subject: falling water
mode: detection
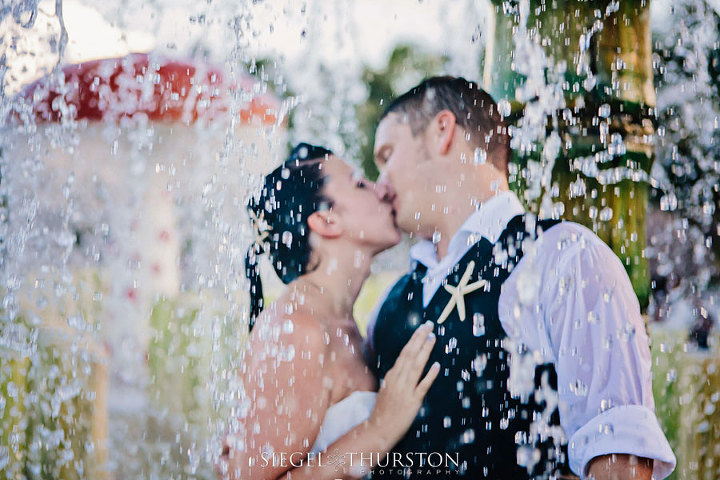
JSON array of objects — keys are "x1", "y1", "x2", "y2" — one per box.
[{"x1": 1, "y1": 0, "x2": 719, "y2": 479}]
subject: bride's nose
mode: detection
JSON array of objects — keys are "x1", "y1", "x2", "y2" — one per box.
[
  {"x1": 373, "y1": 174, "x2": 393, "y2": 202},
  {"x1": 372, "y1": 181, "x2": 385, "y2": 200}
]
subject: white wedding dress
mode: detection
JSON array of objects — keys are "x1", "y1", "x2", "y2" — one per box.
[{"x1": 310, "y1": 390, "x2": 377, "y2": 454}]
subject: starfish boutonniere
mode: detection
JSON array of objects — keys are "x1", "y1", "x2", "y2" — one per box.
[{"x1": 436, "y1": 260, "x2": 488, "y2": 324}]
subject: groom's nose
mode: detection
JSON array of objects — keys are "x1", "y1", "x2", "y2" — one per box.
[{"x1": 373, "y1": 175, "x2": 393, "y2": 202}]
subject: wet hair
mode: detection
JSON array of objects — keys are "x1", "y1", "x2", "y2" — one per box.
[
  {"x1": 379, "y1": 76, "x2": 510, "y2": 176},
  {"x1": 244, "y1": 143, "x2": 334, "y2": 331}
]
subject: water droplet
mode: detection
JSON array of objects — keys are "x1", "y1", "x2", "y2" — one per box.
[
  {"x1": 472, "y1": 354, "x2": 487, "y2": 375},
  {"x1": 570, "y1": 379, "x2": 588, "y2": 396},
  {"x1": 473, "y1": 147, "x2": 487, "y2": 165},
  {"x1": 443, "y1": 416, "x2": 452, "y2": 428},
  {"x1": 599, "y1": 423, "x2": 614, "y2": 435},
  {"x1": 493, "y1": 247, "x2": 509, "y2": 266},
  {"x1": 517, "y1": 445, "x2": 541, "y2": 468},
  {"x1": 407, "y1": 312, "x2": 421, "y2": 327},
  {"x1": 460, "y1": 428, "x2": 475, "y2": 444},
  {"x1": 282, "y1": 319, "x2": 294, "y2": 334},
  {"x1": 432, "y1": 231, "x2": 441, "y2": 244},
  {"x1": 56, "y1": 230, "x2": 76, "y2": 249},
  {"x1": 599, "y1": 207, "x2": 613, "y2": 221},
  {"x1": 472, "y1": 313, "x2": 485, "y2": 336},
  {"x1": 66, "y1": 315, "x2": 86, "y2": 331},
  {"x1": 603, "y1": 288, "x2": 613, "y2": 303},
  {"x1": 497, "y1": 99, "x2": 511, "y2": 117},
  {"x1": 660, "y1": 193, "x2": 678, "y2": 211},
  {"x1": 278, "y1": 345, "x2": 295, "y2": 362}
]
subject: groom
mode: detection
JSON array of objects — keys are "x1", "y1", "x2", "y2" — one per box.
[{"x1": 364, "y1": 77, "x2": 675, "y2": 479}]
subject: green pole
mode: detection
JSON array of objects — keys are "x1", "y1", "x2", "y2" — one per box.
[{"x1": 485, "y1": 0, "x2": 654, "y2": 308}]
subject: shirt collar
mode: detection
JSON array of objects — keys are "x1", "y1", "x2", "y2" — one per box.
[{"x1": 409, "y1": 190, "x2": 525, "y2": 268}]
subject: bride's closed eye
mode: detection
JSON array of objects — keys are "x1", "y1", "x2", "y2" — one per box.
[{"x1": 351, "y1": 171, "x2": 368, "y2": 189}]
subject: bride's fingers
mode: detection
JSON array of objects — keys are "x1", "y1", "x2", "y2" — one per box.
[
  {"x1": 394, "y1": 321, "x2": 434, "y2": 368},
  {"x1": 415, "y1": 361, "x2": 441, "y2": 398},
  {"x1": 405, "y1": 328, "x2": 437, "y2": 384}
]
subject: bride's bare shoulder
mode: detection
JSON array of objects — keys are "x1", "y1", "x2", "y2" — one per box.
[{"x1": 247, "y1": 298, "x2": 329, "y2": 362}]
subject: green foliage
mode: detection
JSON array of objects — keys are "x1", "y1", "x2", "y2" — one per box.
[
  {"x1": 652, "y1": 1, "x2": 720, "y2": 286},
  {"x1": 651, "y1": 327, "x2": 720, "y2": 480},
  {"x1": 355, "y1": 45, "x2": 447, "y2": 180}
]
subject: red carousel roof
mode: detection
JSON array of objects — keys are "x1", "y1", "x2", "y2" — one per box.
[{"x1": 17, "y1": 53, "x2": 280, "y2": 126}]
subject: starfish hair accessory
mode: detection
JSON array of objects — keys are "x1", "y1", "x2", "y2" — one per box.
[{"x1": 249, "y1": 209, "x2": 273, "y2": 254}]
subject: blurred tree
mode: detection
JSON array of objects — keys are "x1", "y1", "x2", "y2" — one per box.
[
  {"x1": 651, "y1": 0, "x2": 720, "y2": 292},
  {"x1": 356, "y1": 45, "x2": 447, "y2": 180},
  {"x1": 484, "y1": 0, "x2": 655, "y2": 309}
]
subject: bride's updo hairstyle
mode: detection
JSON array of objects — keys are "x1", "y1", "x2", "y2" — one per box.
[{"x1": 244, "y1": 143, "x2": 334, "y2": 331}]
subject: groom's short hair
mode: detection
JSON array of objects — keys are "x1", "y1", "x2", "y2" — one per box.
[{"x1": 380, "y1": 76, "x2": 510, "y2": 176}]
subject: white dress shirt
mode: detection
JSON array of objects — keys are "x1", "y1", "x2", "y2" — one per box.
[{"x1": 366, "y1": 190, "x2": 676, "y2": 479}]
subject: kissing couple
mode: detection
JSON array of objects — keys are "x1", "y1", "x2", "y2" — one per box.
[{"x1": 217, "y1": 77, "x2": 675, "y2": 480}]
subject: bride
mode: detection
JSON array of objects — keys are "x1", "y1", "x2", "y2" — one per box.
[{"x1": 216, "y1": 143, "x2": 440, "y2": 479}]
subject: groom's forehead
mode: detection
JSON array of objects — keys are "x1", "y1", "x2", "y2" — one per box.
[{"x1": 376, "y1": 114, "x2": 411, "y2": 144}]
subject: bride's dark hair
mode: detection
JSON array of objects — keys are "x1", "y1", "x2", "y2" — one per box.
[{"x1": 244, "y1": 143, "x2": 334, "y2": 331}]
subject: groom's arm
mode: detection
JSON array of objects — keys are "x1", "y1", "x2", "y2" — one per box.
[
  {"x1": 500, "y1": 223, "x2": 675, "y2": 479},
  {"x1": 586, "y1": 454, "x2": 653, "y2": 479},
  {"x1": 540, "y1": 226, "x2": 675, "y2": 479}
]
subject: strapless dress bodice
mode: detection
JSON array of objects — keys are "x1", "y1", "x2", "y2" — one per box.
[{"x1": 310, "y1": 390, "x2": 377, "y2": 454}]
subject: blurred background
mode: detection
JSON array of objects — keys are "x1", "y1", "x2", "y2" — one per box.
[{"x1": 1, "y1": 0, "x2": 719, "y2": 478}]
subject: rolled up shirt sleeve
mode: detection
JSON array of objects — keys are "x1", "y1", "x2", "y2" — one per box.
[
  {"x1": 546, "y1": 224, "x2": 675, "y2": 477},
  {"x1": 569, "y1": 405, "x2": 676, "y2": 478},
  {"x1": 502, "y1": 222, "x2": 676, "y2": 478}
]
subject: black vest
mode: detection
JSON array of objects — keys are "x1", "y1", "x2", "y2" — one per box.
[{"x1": 371, "y1": 214, "x2": 569, "y2": 479}]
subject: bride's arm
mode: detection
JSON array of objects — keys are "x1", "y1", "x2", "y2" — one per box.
[
  {"x1": 217, "y1": 312, "x2": 332, "y2": 480},
  {"x1": 218, "y1": 317, "x2": 438, "y2": 480},
  {"x1": 277, "y1": 321, "x2": 440, "y2": 480}
]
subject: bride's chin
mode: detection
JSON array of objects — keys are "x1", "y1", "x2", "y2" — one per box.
[{"x1": 375, "y1": 232, "x2": 402, "y2": 253}]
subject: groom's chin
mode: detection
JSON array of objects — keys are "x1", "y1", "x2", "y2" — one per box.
[{"x1": 393, "y1": 216, "x2": 417, "y2": 237}]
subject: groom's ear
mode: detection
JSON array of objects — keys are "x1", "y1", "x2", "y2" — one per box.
[
  {"x1": 307, "y1": 210, "x2": 343, "y2": 238},
  {"x1": 429, "y1": 110, "x2": 457, "y2": 156}
]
